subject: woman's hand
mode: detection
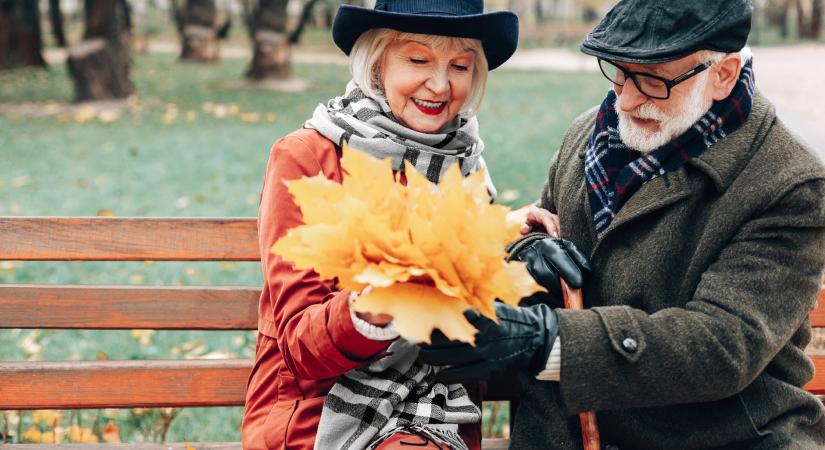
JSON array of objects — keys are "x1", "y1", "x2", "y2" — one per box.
[
  {"x1": 351, "y1": 286, "x2": 394, "y2": 327},
  {"x1": 520, "y1": 205, "x2": 561, "y2": 237}
]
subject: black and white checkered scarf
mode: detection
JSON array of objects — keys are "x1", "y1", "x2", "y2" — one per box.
[
  {"x1": 314, "y1": 340, "x2": 481, "y2": 450},
  {"x1": 305, "y1": 80, "x2": 496, "y2": 200}
]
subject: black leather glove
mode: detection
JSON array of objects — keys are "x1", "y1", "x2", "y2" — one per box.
[
  {"x1": 419, "y1": 302, "x2": 559, "y2": 384},
  {"x1": 507, "y1": 233, "x2": 592, "y2": 301}
]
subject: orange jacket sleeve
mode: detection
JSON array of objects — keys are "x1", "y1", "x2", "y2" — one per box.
[{"x1": 257, "y1": 133, "x2": 391, "y2": 380}]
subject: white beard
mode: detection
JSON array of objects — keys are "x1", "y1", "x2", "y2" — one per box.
[{"x1": 616, "y1": 74, "x2": 714, "y2": 154}]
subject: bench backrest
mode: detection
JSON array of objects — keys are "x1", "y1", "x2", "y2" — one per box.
[
  {"x1": 0, "y1": 217, "x2": 258, "y2": 410},
  {"x1": 0, "y1": 216, "x2": 823, "y2": 411}
]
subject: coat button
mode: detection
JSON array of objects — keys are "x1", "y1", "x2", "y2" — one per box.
[{"x1": 622, "y1": 337, "x2": 638, "y2": 353}]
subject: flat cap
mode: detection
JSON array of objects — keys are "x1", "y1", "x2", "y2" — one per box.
[{"x1": 580, "y1": 0, "x2": 753, "y2": 64}]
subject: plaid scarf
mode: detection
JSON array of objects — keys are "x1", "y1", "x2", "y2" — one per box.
[
  {"x1": 585, "y1": 60, "x2": 755, "y2": 238},
  {"x1": 305, "y1": 80, "x2": 496, "y2": 200},
  {"x1": 315, "y1": 340, "x2": 481, "y2": 450}
]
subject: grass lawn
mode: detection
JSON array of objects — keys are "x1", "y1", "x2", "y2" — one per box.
[{"x1": 0, "y1": 52, "x2": 606, "y2": 442}]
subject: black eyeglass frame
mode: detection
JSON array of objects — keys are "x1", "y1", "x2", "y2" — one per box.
[{"x1": 597, "y1": 58, "x2": 712, "y2": 100}]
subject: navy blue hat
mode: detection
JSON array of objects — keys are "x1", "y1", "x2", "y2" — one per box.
[
  {"x1": 332, "y1": 0, "x2": 519, "y2": 70},
  {"x1": 581, "y1": 0, "x2": 753, "y2": 64}
]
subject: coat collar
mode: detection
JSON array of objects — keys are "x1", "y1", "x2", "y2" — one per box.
[
  {"x1": 576, "y1": 92, "x2": 776, "y2": 193},
  {"x1": 586, "y1": 92, "x2": 776, "y2": 246},
  {"x1": 686, "y1": 92, "x2": 776, "y2": 193}
]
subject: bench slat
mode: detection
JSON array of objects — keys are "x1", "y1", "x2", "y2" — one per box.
[
  {"x1": 3, "y1": 354, "x2": 821, "y2": 411},
  {"x1": 805, "y1": 350, "x2": 825, "y2": 395},
  {"x1": 0, "y1": 285, "x2": 259, "y2": 329},
  {"x1": 481, "y1": 439, "x2": 511, "y2": 450},
  {"x1": 0, "y1": 360, "x2": 251, "y2": 409},
  {"x1": 0, "y1": 445, "x2": 243, "y2": 450},
  {"x1": 0, "y1": 217, "x2": 259, "y2": 261},
  {"x1": 810, "y1": 286, "x2": 825, "y2": 328},
  {"x1": 0, "y1": 442, "x2": 512, "y2": 450}
]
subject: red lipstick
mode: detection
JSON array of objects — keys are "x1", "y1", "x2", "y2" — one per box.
[{"x1": 412, "y1": 99, "x2": 447, "y2": 116}]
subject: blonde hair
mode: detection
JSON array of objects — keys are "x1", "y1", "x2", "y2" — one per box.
[{"x1": 349, "y1": 28, "x2": 489, "y2": 116}]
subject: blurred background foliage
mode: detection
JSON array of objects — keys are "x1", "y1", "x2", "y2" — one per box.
[{"x1": 0, "y1": 0, "x2": 823, "y2": 444}]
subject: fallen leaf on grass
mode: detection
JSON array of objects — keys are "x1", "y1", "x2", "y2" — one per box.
[
  {"x1": 130, "y1": 330, "x2": 155, "y2": 347},
  {"x1": 67, "y1": 425, "x2": 98, "y2": 443},
  {"x1": 32, "y1": 410, "x2": 61, "y2": 427},
  {"x1": 101, "y1": 421, "x2": 120, "y2": 443}
]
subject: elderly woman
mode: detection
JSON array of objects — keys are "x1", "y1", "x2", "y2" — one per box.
[{"x1": 241, "y1": 1, "x2": 518, "y2": 449}]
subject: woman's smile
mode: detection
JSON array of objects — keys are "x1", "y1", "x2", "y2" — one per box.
[{"x1": 411, "y1": 97, "x2": 448, "y2": 116}]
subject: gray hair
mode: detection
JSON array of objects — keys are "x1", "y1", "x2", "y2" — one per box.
[
  {"x1": 695, "y1": 46, "x2": 752, "y2": 65},
  {"x1": 348, "y1": 28, "x2": 489, "y2": 117}
]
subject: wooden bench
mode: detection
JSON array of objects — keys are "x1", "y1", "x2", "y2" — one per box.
[{"x1": 0, "y1": 216, "x2": 823, "y2": 449}]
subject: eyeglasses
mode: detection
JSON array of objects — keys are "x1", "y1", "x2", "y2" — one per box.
[{"x1": 597, "y1": 58, "x2": 711, "y2": 100}]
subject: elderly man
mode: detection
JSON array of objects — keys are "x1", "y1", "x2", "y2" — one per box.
[{"x1": 420, "y1": 0, "x2": 825, "y2": 448}]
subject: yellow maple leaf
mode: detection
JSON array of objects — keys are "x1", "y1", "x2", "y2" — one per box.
[
  {"x1": 272, "y1": 145, "x2": 542, "y2": 343},
  {"x1": 352, "y1": 283, "x2": 477, "y2": 343}
]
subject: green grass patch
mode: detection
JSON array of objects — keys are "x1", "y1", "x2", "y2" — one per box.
[{"x1": 0, "y1": 53, "x2": 605, "y2": 443}]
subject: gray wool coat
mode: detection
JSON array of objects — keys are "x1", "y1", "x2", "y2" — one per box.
[{"x1": 511, "y1": 93, "x2": 825, "y2": 449}]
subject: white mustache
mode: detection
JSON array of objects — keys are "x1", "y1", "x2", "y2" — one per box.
[{"x1": 619, "y1": 102, "x2": 668, "y2": 122}]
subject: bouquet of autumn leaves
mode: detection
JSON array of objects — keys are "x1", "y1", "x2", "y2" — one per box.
[{"x1": 272, "y1": 146, "x2": 542, "y2": 344}]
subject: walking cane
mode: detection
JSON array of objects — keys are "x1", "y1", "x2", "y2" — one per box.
[{"x1": 560, "y1": 279, "x2": 601, "y2": 450}]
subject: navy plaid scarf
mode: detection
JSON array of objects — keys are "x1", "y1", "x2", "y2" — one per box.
[{"x1": 585, "y1": 60, "x2": 755, "y2": 239}]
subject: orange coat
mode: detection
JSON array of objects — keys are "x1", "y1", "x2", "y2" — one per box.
[{"x1": 242, "y1": 128, "x2": 482, "y2": 450}]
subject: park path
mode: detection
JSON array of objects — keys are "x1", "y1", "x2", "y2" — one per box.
[{"x1": 44, "y1": 42, "x2": 825, "y2": 157}]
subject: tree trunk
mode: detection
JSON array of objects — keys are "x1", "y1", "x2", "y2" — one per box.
[
  {"x1": 48, "y1": 0, "x2": 67, "y2": 47},
  {"x1": 0, "y1": 0, "x2": 47, "y2": 69},
  {"x1": 169, "y1": 0, "x2": 185, "y2": 36},
  {"x1": 780, "y1": 0, "x2": 791, "y2": 38},
  {"x1": 67, "y1": 0, "x2": 134, "y2": 101},
  {"x1": 289, "y1": 0, "x2": 321, "y2": 44},
  {"x1": 246, "y1": 0, "x2": 291, "y2": 80},
  {"x1": 796, "y1": 0, "x2": 810, "y2": 38},
  {"x1": 812, "y1": 0, "x2": 823, "y2": 38},
  {"x1": 180, "y1": 0, "x2": 219, "y2": 62},
  {"x1": 765, "y1": 0, "x2": 791, "y2": 38}
]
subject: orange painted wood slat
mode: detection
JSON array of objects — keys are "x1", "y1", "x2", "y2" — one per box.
[
  {"x1": 481, "y1": 439, "x2": 510, "y2": 450},
  {"x1": 0, "y1": 445, "x2": 243, "y2": 450},
  {"x1": 0, "y1": 217, "x2": 259, "y2": 261},
  {"x1": 0, "y1": 443, "x2": 512, "y2": 450},
  {"x1": 0, "y1": 285, "x2": 259, "y2": 330},
  {"x1": 0, "y1": 359, "x2": 252, "y2": 409},
  {"x1": 810, "y1": 286, "x2": 825, "y2": 328},
  {"x1": 804, "y1": 350, "x2": 825, "y2": 395}
]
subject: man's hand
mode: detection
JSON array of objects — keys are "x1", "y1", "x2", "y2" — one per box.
[
  {"x1": 419, "y1": 302, "x2": 559, "y2": 384},
  {"x1": 511, "y1": 236, "x2": 592, "y2": 300},
  {"x1": 520, "y1": 205, "x2": 561, "y2": 236}
]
